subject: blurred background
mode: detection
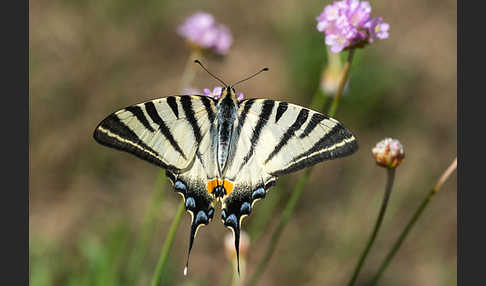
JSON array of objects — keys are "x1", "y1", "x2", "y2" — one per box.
[{"x1": 29, "y1": 0, "x2": 457, "y2": 285}]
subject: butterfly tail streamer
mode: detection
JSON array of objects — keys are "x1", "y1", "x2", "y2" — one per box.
[
  {"x1": 184, "y1": 222, "x2": 197, "y2": 276},
  {"x1": 235, "y1": 225, "x2": 241, "y2": 276}
]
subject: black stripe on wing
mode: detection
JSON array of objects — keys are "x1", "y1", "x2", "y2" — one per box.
[
  {"x1": 240, "y1": 100, "x2": 275, "y2": 169},
  {"x1": 93, "y1": 113, "x2": 177, "y2": 170},
  {"x1": 236, "y1": 98, "x2": 256, "y2": 135},
  {"x1": 275, "y1": 102, "x2": 288, "y2": 123},
  {"x1": 264, "y1": 108, "x2": 309, "y2": 164},
  {"x1": 299, "y1": 113, "x2": 328, "y2": 138},
  {"x1": 125, "y1": 106, "x2": 155, "y2": 132},
  {"x1": 166, "y1": 96, "x2": 179, "y2": 119},
  {"x1": 181, "y1": 96, "x2": 203, "y2": 144},
  {"x1": 144, "y1": 101, "x2": 187, "y2": 160},
  {"x1": 270, "y1": 123, "x2": 358, "y2": 176},
  {"x1": 200, "y1": 96, "x2": 217, "y2": 123}
]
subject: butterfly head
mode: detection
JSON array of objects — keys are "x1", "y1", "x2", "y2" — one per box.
[
  {"x1": 220, "y1": 86, "x2": 238, "y2": 102},
  {"x1": 194, "y1": 59, "x2": 268, "y2": 100}
]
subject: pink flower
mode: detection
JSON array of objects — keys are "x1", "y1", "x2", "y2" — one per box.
[
  {"x1": 178, "y1": 12, "x2": 233, "y2": 55},
  {"x1": 203, "y1": 86, "x2": 244, "y2": 101},
  {"x1": 316, "y1": 0, "x2": 389, "y2": 53}
]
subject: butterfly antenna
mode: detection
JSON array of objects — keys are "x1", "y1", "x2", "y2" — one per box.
[
  {"x1": 194, "y1": 60, "x2": 228, "y2": 87},
  {"x1": 231, "y1": 67, "x2": 269, "y2": 88}
]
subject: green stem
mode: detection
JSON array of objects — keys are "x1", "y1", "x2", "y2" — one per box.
[
  {"x1": 369, "y1": 158, "x2": 457, "y2": 285},
  {"x1": 328, "y1": 49, "x2": 355, "y2": 117},
  {"x1": 129, "y1": 172, "x2": 166, "y2": 283},
  {"x1": 180, "y1": 49, "x2": 202, "y2": 92},
  {"x1": 151, "y1": 201, "x2": 185, "y2": 286},
  {"x1": 246, "y1": 48, "x2": 355, "y2": 286},
  {"x1": 247, "y1": 169, "x2": 312, "y2": 286},
  {"x1": 150, "y1": 48, "x2": 202, "y2": 286},
  {"x1": 347, "y1": 168, "x2": 396, "y2": 286}
]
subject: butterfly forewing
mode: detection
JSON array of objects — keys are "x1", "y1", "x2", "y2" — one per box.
[
  {"x1": 93, "y1": 95, "x2": 217, "y2": 171},
  {"x1": 224, "y1": 98, "x2": 358, "y2": 184}
]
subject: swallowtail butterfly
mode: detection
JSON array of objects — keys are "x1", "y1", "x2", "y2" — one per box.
[{"x1": 93, "y1": 63, "x2": 358, "y2": 275}]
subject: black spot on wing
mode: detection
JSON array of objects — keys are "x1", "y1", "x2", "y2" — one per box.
[
  {"x1": 166, "y1": 96, "x2": 179, "y2": 119},
  {"x1": 265, "y1": 108, "x2": 309, "y2": 164},
  {"x1": 144, "y1": 101, "x2": 187, "y2": 160},
  {"x1": 125, "y1": 105, "x2": 155, "y2": 132},
  {"x1": 275, "y1": 102, "x2": 288, "y2": 123}
]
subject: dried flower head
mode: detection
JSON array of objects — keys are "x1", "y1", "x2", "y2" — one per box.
[
  {"x1": 203, "y1": 86, "x2": 244, "y2": 101},
  {"x1": 372, "y1": 138, "x2": 405, "y2": 168},
  {"x1": 316, "y1": 0, "x2": 389, "y2": 53},
  {"x1": 178, "y1": 12, "x2": 233, "y2": 55}
]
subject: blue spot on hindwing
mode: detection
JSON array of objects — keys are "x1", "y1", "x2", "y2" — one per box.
[{"x1": 185, "y1": 197, "x2": 196, "y2": 210}]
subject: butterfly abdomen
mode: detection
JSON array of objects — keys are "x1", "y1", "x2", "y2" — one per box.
[{"x1": 216, "y1": 88, "x2": 239, "y2": 175}]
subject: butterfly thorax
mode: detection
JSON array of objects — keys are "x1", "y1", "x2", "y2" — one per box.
[{"x1": 215, "y1": 87, "x2": 239, "y2": 179}]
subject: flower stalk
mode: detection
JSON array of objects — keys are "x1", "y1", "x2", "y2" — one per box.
[
  {"x1": 128, "y1": 173, "x2": 166, "y2": 283},
  {"x1": 369, "y1": 158, "x2": 457, "y2": 285},
  {"x1": 346, "y1": 167, "x2": 395, "y2": 286},
  {"x1": 151, "y1": 201, "x2": 185, "y2": 286},
  {"x1": 247, "y1": 48, "x2": 355, "y2": 286},
  {"x1": 328, "y1": 49, "x2": 354, "y2": 116},
  {"x1": 179, "y1": 49, "x2": 202, "y2": 92},
  {"x1": 150, "y1": 34, "x2": 209, "y2": 283}
]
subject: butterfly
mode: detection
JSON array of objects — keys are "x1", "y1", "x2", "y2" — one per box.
[{"x1": 93, "y1": 62, "x2": 358, "y2": 275}]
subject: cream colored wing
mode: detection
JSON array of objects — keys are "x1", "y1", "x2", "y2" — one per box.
[{"x1": 93, "y1": 95, "x2": 217, "y2": 172}]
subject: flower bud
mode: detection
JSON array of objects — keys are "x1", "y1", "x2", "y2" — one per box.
[{"x1": 372, "y1": 138, "x2": 405, "y2": 168}]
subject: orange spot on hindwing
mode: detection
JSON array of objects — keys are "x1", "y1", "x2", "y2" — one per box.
[
  {"x1": 206, "y1": 179, "x2": 234, "y2": 197},
  {"x1": 223, "y1": 180, "x2": 234, "y2": 196}
]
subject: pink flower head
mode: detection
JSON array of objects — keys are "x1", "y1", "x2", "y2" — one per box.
[
  {"x1": 366, "y1": 17, "x2": 389, "y2": 41},
  {"x1": 203, "y1": 86, "x2": 224, "y2": 98},
  {"x1": 203, "y1": 86, "x2": 244, "y2": 101},
  {"x1": 316, "y1": 0, "x2": 389, "y2": 53},
  {"x1": 178, "y1": 12, "x2": 233, "y2": 55}
]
